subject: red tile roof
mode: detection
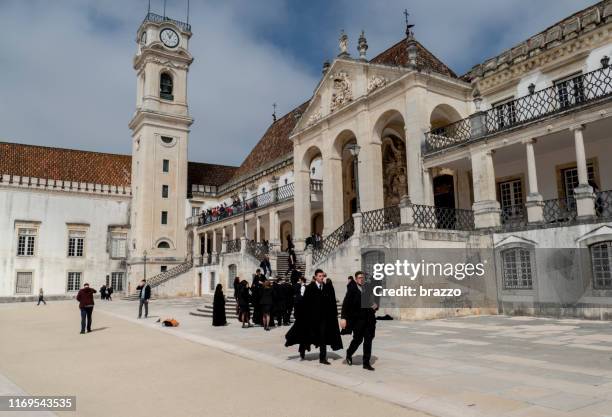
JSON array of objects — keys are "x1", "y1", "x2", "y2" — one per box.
[
  {"x1": 370, "y1": 38, "x2": 457, "y2": 78},
  {"x1": 0, "y1": 141, "x2": 238, "y2": 189},
  {"x1": 230, "y1": 101, "x2": 309, "y2": 181},
  {"x1": 0, "y1": 142, "x2": 132, "y2": 186}
]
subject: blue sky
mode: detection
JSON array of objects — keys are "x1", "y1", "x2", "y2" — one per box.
[{"x1": 0, "y1": 0, "x2": 598, "y2": 167}]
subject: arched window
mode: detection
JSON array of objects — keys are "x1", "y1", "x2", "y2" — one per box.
[
  {"x1": 501, "y1": 248, "x2": 533, "y2": 289},
  {"x1": 157, "y1": 241, "x2": 170, "y2": 249},
  {"x1": 160, "y1": 72, "x2": 174, "y2": 100},
  {"x1": 590, "y1": 241, "x2": 612, "y2": 289}
]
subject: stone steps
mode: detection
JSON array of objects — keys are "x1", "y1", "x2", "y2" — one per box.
[{"x1": 189, "y1": 297, "x2": 342, "y2": 319}]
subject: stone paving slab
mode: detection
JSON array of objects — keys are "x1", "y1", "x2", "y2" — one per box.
[{"x1": 88, "y1": 297, "x2": 612, "y2": 417}]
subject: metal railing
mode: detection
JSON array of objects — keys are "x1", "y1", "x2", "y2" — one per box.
[
  {"x1": 595, "y1": 190, "x2": 612, "y2": 219},
  {"x1": 412, "y1": 204, "x2": 475, "y2": 231},
  {"x1": 143, "y1": 12, "x2": 191, "y2": 32},
  {"x1": 277, "y1": 182, "x2": 295, "y2": 201},
  {"x1": 361, "y1": 206, "x2": 401, "y2": 233},
  {"x1": 225, "y1": 239, "x2": 241, "y2": 254},
  {"x1": 543, "y1": 197, "x2": 577, "y2": 225},
  {"x1": 313, "y1": 217, "x2": 355, "y2": 264},
  {"x1": 500, "y1": 204, "x2": 528, "y2": 231},
  {"x1": 425, "y1": 65, "x2": 612, "y2": 154},
  {"x1": 245, "y1": 240, "x2": 269, "y2": 261}
]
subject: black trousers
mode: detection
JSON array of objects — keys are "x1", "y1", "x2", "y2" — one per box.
[
  {"x1": 346, "y1": 320, "x2": 375, "y2": 365},
  {"x1": 317, "y1": 321, "x2": 328, "y2": 360},
  {"x1": 138, "y1": 299, "x2": 149, "y2": 318},
  {"x1": 37, "y1": 296, "x2": 46, "y2": 305},
  {"x1": 80, "y1": 307, "x2": 93, "y2": 332}
]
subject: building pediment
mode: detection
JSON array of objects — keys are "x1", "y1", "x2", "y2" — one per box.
[{"x1": 495, "y1": 234, "x2": 538, "y2": 248}]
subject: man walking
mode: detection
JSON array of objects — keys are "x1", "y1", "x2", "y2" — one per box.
[
  {"x1": 37, "y1": 288, "x2": 46, "y2": 305},
  {"x1": 341, "y1": 271, "x2": 377, "y2": 371},
  {"x1": 136, "y1": 279, "x2": 151, "y2": 319},
  {"x1": 76, "y1": 283, "x2": 97, "y2": 334}
]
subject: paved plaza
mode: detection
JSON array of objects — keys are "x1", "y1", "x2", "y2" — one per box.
[{"x1": 2, "y1": 299, "x2": 612, "y2": 417}]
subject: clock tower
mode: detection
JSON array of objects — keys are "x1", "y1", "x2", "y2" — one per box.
[{"x1": 128, "y1": 13, "x2": 194, "y2": 286}]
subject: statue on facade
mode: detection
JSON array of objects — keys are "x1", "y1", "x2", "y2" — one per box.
[{"x1": 382, "y1": 136, "x2": 408, "y2": 206}]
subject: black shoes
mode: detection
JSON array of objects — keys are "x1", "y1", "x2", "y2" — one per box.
[
  {"x1": 299, "y1": 351, "x2": 305, "y2": 360},
  {"x1": 80, "y1": 331, "x2": 85, "y2": 334},
  {"x1": 319, "y1": 359, "x2": 331, "y2": 365},
  {"x1": 363, "y1": 363, "x2": 375, "y2": 371},
  {"x1": 346, "y1": 355, "x2": 353, "y2": 366}
]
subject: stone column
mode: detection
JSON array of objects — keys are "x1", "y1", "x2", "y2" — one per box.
[
  {"x1": 399, "y1": 194, "x2": 413, "y2": 225},
  {"x1": 322, "y1": 156, "x2": 343, "y2": 235},
  {"x1": 244, "y1": 218, "x2": 249, "y2": 239},
  {"x1": 232, "y1": 223, "x2": 237, "y2": 240},
  {"x1": 221, "y1": 227, "x2": 227, "y2": 253},
  {"x1": 404, "y1": 86, "x2": 429, "y2": 205},
  {"x1": 357, "y1": 109, "x2": 384, "y2": 212},
  {"x1": 293, "y1": 167, "x2": 311, "y2": 245},
  {"x1": 470, "y1": 148, "x2": 501, "y2": 228},
  {"x1": 212, "y1": 229, "x2": 218, "y2": 263},
  {"x1": 256, "y1": 216, "x2": 261, "y2": 242},
  {"x1": 571, "y1": 124, "x2": 595, "y2": 218},
  {"x1": 203, "y1": 232, "x2": 208, "y2": 255},
  {"x1": 422, "y1": 168, "x2": 434, "y2": 206},
  {"x1": 524, "y1": 138, "x2": 544, "y2": 223},
  {"x1": 269, "y1": 209, "x2": 281, "y2": 252}
]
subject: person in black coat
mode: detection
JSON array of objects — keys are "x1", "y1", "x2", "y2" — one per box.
[
  {"x1": 212, "y1": 284, "x2": 227, "y2": 326},
  {"x1": 99, "y1": 284, "x2": 107, "y2": 301},
  {"x1": 237, "y1": 280, "x2": 252, "y2": 328},
  {"x1": 232, "y1": 277, "x2": 241, "y2": 315},
  {"x1": 260, "y1": 280, "x2": 274, "y2": 331},
  {"x1": 340, "y1": 271, "x2": 377, "y2": 371},
  {"x1": 251, "y1": 278, "x2": 263, "y2": 326},
  {"x1": 282, "y1": 280, "x2": 294, "y2": 325},
  {"x1": 259, "y1": 255, "x2": 272, "y2": 277},
  {"x1": 106, "y1": 286, "x2": 113, "y2": 301},
  {"x1": 285, "y1": 269, "x2": 342, "y2": 364},
  {"x1": 272, "y1": 279, "x2": 286, "y2": 327}
]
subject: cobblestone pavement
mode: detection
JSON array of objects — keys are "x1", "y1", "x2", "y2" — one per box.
[{"x1": 96, "y1": 297, "x2": 612, "y2": 417}]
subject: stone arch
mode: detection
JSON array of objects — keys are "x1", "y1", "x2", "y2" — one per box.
[
  {"x1": 280, "y1": 221, "x2": 293, "y2": 250},
  {"x1": 373, "y1": 110, "x2": 408, "y2": 207},
  {"x1": 429, "y1": 103, "x2": 462, "y2": 130},
  {"x1": 155, "y1": 238, "x2": 174, "y2": 249},
  {"x1": 331, "y1": 129, "x2": 357, "y2": 159}
]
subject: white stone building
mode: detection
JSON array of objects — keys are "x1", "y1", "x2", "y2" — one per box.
[{"x1": 2, "y1": 3, "x2": 612, "y2": 319}]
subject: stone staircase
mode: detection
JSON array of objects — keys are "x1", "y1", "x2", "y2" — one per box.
[
  {"x1": 122, "y1": 260, "x2": 193, "y2": 300},
  {"x1": 275, "y1": 252, "x2": 306, "y2": 277}
]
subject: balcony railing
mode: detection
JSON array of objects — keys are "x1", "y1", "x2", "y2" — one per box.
[
  {"x1": 310, "y1": 179, "x2": 323, "y2": 192},
  {"x1": 143, "y1": 12, "x2": 191, "y2": 32},
  {"x1": 543, "y1": 197, "x2": 577, "y2": 225},
  {"x1": 313, "y1": 217, "x2": 355, "y2": 264},
  {"x1": 225, "y1": 239, "x2": 241, "y2": 254},
  {"x1": 596, "y1": 190, "x2": 612, "y2": 219},
  {"x1": 412, "y1": 205, "x2": 475, "y2": 231},
  {"x1": 425, "y1": 65, "x2": 612, "y2": 154},
  {"x1": 500, "y1": 204, "x2": 528, "y2": 231},
  {"x1": 361, "y1": 206, "x2": 401, "y2": 233},
  {"x1": 245, "y1": 240, "x2": 269, "y2": 261}
]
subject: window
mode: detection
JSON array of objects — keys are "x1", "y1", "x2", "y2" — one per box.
[
  {"x1": 15, "y1": 272, "x2": 33, "y2": 294},
  {"x1": 111, "y1": 272, "x2": 124, "y2": 291},
  {"x1": 68, "y1": 230, "x2": 85, "y2": 257},
  {"x1": 210, "y1": 271, "x2": 216, "y2": 291},
  {"x1": 499, "y1": 179, "x2": 524, "y2": 221},
  {"x1": 591, "y1": 241, "x2": 612, "y2": 289},
  {"x1": 561, "y1": 163, "x2": 595, "y2": 198},
  {"x1": 162, "y1": 159, "x2": 169, "y2": 172},
  {"x1": 67, "y1": 272, "x2": 81, "y2": 292},
  {"x1": 161, "y1": 265, "x2": 168, "y2": 272},
  {"x1": 110, "y1": 233, "x2": 127, "y2": 258},
  {"x1": 191, "y1": 207, "x2": 200, "y2": 217},
  {"x1": 555, "y1": 73, "x2": 585, "y2": 108},
  {"x1": 162, "y1": 185, "x2": 169, "y2": 198},
  {"x1": 17, "y1": 228, "x2": 36, "y2": 256},
  {"x1": 157, "y1": 241, "x2": 170, "y2": 249},
  {"x1": 161, "y1": 211, "x2": 168, "y2": 225},
  {"x1": 493, "y1": 97, "x2": 517, "y2": 129},
  {"x1": 502, "y1": 248, "x2": 533, "y2": 289},
  {"x1": 161, "y1": 136, "x2": 174, "y2": 144},
  {"x1": 160, "y1": 72, "x2": 174, "y2": 100}
]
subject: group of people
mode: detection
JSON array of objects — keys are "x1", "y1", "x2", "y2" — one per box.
[
  {"x1": 200, "y1": 198, "x2": 259, "y2": 225},
  {"x1": 304, "y1": 232, "x2": 323, "y2": 250},
  {"x1": 212, "y1": 266, "x2": 377, "y2": 371},
  {"x1": 99, "y1": 284, "x2": 114, "y2": 301}
]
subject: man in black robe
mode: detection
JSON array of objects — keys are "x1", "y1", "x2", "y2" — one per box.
[
  {"x1": 251, "y1": 279, "x2": 263, "y2": 326},
  {"x1": 285, "y1": 269, "x2": 342, "y2": 364},
  {"x1": 341, "y1": 271, "x2": 377, "y2": 371},
  {"x1": 272, "y1": 279, "x2": 286, "y2": 327}
]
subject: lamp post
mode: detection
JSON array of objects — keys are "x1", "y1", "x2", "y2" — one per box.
[
  {"x1": 347, "y1": 143, "x2": 361, "y2": 213},
  {"x1": 241, "y1": 188, "x2": 248, "y2": 239},
  {"x1": 143, "y1": 250, "x2": 147, "y2": 281}
]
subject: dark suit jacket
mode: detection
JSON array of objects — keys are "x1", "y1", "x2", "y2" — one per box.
[
  {"x1": 136, "y1": 284, "x2": 151, "y2": 300},
  {"x1": 341, "y1": 280, "x2": 376, "y2": 335}
]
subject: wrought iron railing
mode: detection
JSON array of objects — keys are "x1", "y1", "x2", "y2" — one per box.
[
  {"x1": 225, "y1": 239, "x2": 241, "y2": 254},
  {"x1": 412, "y1": 205, "x2": 475, "y2": 231},
  {"x1": 245, "y1": 240, "x2": 269, "y2": 261},
  {"x1": 543, "y1": 197, "x2": 577, "y2": 225},
  {"x1": 500, "y1": 204, "x2": 528, "y2": 231},
  {"x1": 361, "y1": 206, "x2": 401, "y2": 233},
  {"x1": 143, "y1": 12, "x2": 191, "y2": 32},
  {"x1": 595, "y1": 190, "x2": 612, "y2": 219},
  {"x1": 147, "y1": 260, "x2": 193, "y2": 288},
  {"x1": 310, "y1": 179, "x2": 323, "y2": 192},
  {"x1": 425, "y1": 65, "x2": 612, "y2": 154},
  {"x1": 277, "y1": 182, "x2": 295, "y2": 201},
  {"x1": 313, "y1": 217, "x2": 355, "y2": 264}
]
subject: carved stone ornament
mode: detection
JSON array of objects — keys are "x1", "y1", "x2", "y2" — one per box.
[
  {"x1": 330, "y1": 71, "x2": 353, "y2": 112},
  {"x1": 307, "y1": 109, "x2": 322, "y2": 126},
  {"x1": 143, "y1": 56, "x2": 189, "y2": 70},
  {"x1": 367, "y1": 75, "x2": 388, "y2": 93}
]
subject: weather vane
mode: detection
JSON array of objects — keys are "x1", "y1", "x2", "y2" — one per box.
[
  {"x1": 404, "y1": 9, "x2": 415, "y2": 38},
  {"x1": 272, "y1": 103, "x2": 277, "y2": 122}
]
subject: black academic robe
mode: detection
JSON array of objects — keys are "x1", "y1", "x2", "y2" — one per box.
[
  {"x1": 340, "y1": 280, "x2": 376, "y2": 337},
  {"x1": 212, "y1": 290, "x2": 227, "y2": 326},
  {"x1": 285, "y1": 280, "x2": 343, "y2": 351}
]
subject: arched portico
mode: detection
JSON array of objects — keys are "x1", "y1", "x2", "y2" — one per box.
[
  {"x1": 373, "y1": 110, "x2": 408, "y2": 208},
  {"x1": 294, "y1": 145, "x2": 323, "y2": 243}
]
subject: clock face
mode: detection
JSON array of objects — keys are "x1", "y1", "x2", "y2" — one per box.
[{"x1": 160, "y1": 28, "x2": 179, "y2": 48}]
